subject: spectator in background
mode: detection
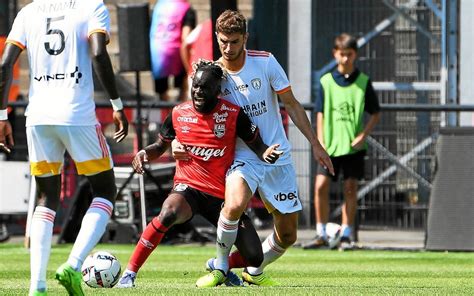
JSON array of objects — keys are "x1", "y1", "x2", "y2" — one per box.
[
  {"x1": 180, "y1": 19, "x2": 213, "y2": 77},
  {"x1": 303, "y1": 33, "x2": 380, "y2": 251},
  {"x1": 150, "y1": 0, "x2": 196, "y2": 120}
]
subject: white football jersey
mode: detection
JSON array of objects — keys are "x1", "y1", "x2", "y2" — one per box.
[
  {"x1": 220, "y1": 50, "x2": 293, "y2": 165},
  {"x1": 7, "y1": 0, "x2": 110, "y2": 126}
]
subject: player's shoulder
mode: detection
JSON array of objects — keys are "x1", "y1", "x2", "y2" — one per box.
[
  {"x1": 247, "y1": 49, "x2": 271, "y2": 58},
  {"x1": 174, "y1": 101, "x2": 194, "y2": 111},
  {"x1": 82, "y1": 0, "x2": 107, "y2": 12},
  {"x1": 15, "y1": 2, "x2": 35, "y2": 17},
  {"x1": 320, "y1": 72, "x2": 333, "y2": 82}
]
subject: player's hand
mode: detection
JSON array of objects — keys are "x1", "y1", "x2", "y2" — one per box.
[
  {"x1": 0, "y1": 120, "x2": 14, "y2": 153},
  {"x1": 132, "y1": 149, "x2": 148, "y2": 174},
  {"x1": 171, "y1": 139, "x2": 190, "y2": 161},
  {"x1": 112, "y1": 110, "x2": 129, "y2": 143},
  {"x1": 262, "y1": 144, "x2": 283, "y2": 164},
  {"x1": 312, "y1": 143, "x2": 334, "y2": 176},
  {"x1": 351, "y1": 133, "x2": 366, "y2": 150}
]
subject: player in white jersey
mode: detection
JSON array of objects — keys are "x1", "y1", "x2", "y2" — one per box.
[
  {"x1": 0, "y1": 1, "x2": 128, "y2": 295},
  {"x1": 192, "y1": 10, "x2": 334, "y2": 287}
]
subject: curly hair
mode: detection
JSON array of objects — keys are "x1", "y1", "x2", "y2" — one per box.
[
  {"x1": 191, "y1": 59, "x2": 226, "y2": 80},
  {"x1": 216, "y1": 10, "x2": 247, "y2": 35}
]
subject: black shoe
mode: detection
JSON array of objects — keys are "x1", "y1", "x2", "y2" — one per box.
[
  {"x1": 339, "y1": 236, "x2": 355, "y2": 251},
  {"x1": 302, "y1": 236, "x2": 329, "y2": 250}
]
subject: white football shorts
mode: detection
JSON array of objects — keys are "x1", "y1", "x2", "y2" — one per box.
[
  {"x1": 226, "y1": 160, "x2": 302, "y2": 214},
  {"x1": 26, "y1": 125, "x2": 113, "y2": 176}
]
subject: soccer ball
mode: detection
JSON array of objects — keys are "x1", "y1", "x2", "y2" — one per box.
[
  {"x1": 326, "y1": 222, "x2": 342, "y2": 249},
  {"x1": 81, "y1": 251, "x2": 121, "y2": 288}
]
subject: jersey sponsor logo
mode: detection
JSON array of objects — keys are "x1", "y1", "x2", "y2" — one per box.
[
  {"x1": 33, "y1": 66, "x2": 83, "y2": 84},
  {"x1": 251, "y1": 78, "x2": 262, "y2": 90},
  {"x1": 273, "y1": 190, "x2": 298, "y2": 202},
  {"x1": 186, "y1": 145, "x2": 227, "y2": 161},
  {"x1": 213, "y1": 111, "x2": 228, "y2": 123},
  {"x1": 177, "y1": 116, "x2": 198, "y2": 123},
  {"x1": 181, "y1": 126, "x2": 191, "y2": 133},
  {"x1": 221, "y1": 88, "x2": 231, "y2": 96},
  {"x1": 214, "y1": 123, "x2": 226, "y2": 138},
  {"x1": 233, "y1": 84, "x2": 249, "y2": 92},
  {"x1": 176, "y1": 104, "x2": 193, "y2": 110},
  {"x1": 220, "y1": 104, "x2": 237, "y2": 112},
  {"x1": 174, "y1": 183, "x2": 188, "y2": 191},
  {"x1": 242, "y1": 99, "x2": 268, "y2": 117}
]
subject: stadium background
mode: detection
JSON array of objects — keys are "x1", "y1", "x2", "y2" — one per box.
[{"x1": 1, "y1": 0, "x2": 473, "y2": 251}]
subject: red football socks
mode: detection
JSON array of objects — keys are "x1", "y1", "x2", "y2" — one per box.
[
  {"x1": 127, "y1": 217, "x2": 169, "y2": 272},
  {"x1": 228, "y1": 250, "x2": 250, "y2": 269}
]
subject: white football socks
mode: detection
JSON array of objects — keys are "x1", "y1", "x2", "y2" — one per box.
[
  {"x1": 246, "y1": 232, "x2": 286, "y2": 275},
  {"x1": 341, "y1": 224, "x2": 352, "y2": 238},
  {"x1": 317, "y1": 223, "x2": 327, "y2": 239},
  {"x1": 67, "y1": 197, "x2": 113, "y2": 271},
  {"x1": 29, "y1": 206, "x2": 56, "y2": 293},
  {"x1": 214, "y1": 213, "x2": 239, "y2": 273}
]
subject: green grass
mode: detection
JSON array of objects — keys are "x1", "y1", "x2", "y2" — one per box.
[{"x1": 0, "y1": 243, "x2": 473, "y2": 295}]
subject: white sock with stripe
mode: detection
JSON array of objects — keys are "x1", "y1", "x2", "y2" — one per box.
[
  {"x1": 341, "y1": 224, "x2": 352, "y2": 238},
  {"x1": 246, "y1": 232, "x2": 286, "y2": 275},
  {"x1": 317, "y1": 223, "x2": 327, "y2": 239},
  {"x1": 214, "y1": 213, "x2": 239, "y2": 273},
  {"x1": 29, "y1": 206, "x2": 56, "y2": 293},
  {"x1": 67, "y1": 197, "x2": 113, "y2": 271}
]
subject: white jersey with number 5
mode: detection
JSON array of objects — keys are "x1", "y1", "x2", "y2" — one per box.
[
  {"x1": 220, "y1": 50, "x2": 293, "y2": 166},
  {"x1": 6, "y1": 0, "x2": 110, "y2": 126}
]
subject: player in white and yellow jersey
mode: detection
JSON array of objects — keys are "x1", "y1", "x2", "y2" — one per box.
[
  {"x1": 190, "y1": 10, "x2": 334, "y2": 287},
  {"x1": 0, "y1": 1, "x2": 128, "y2": 295}
]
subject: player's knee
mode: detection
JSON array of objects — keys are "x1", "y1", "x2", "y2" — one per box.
[
  {"x1": 87, "y1": 170, "x2": 117, "y2": 202},
  {"x1": 158, "y1": 205, "x2": 178, "y2": 226},
  {"x1": 278, "y1": 231, "x2": 297, "y2": 247},
  {"x1": 35, "y1": 175, "x2": 61, "y2": 211},
  {"x1": 222, "y1": 202, "x2": 246, "y2": 220}
]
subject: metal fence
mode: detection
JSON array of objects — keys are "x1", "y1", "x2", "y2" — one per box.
[{"x1": 305, "y1": 0, "x2": 447, "y2": 230}]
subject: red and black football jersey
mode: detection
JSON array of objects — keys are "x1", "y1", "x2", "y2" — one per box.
[{"x1": 159, "y1": 99, "x2": 258, "y2": 199}]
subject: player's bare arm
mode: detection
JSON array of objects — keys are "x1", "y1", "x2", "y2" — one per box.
[
  {"x1": 133, "y1": 138, "x2": 171, "y2": 174},
  {"x1": 246, "y1": 137, "x2": 283, "y2": 164},
  {"x1": 171, "y1": 139, "x2": 190, "y2": 161},
  {"x1": 89, "y1": 32, "x2": 128, "y2": 143},
  {"x1": 236, "y1": 108, "x2": 283, "y2": 163},
  {"x1": 0, "y1": 43, "x2": 21, "y2": 153},
  {"x1": 279, "y1": 89, "x2": 334, "y2": 175}
]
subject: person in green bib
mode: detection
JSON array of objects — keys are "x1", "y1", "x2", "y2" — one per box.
[{"x1": 305, "y1": 33, "x2": 380, "y2": 250}]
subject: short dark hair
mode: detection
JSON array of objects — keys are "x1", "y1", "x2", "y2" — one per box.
[
  {"x1": 216, "y1": 10, "x2": 247, "y2": 35},
  {"x1": 334, "y1": 33, "x2": 358, "y2": 52},
  {"x1": 192, "y1": 59, "x2": 225, "y2": 81}
]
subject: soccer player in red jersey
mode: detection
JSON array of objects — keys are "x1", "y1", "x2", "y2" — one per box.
[{"x1": 117, "y1": 60, "x2": 282, "y2": 288}]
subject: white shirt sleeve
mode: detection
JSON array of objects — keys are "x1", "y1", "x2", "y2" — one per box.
[
  {"x1": 7, "y1": 7, "x2": 27, "y2": 48},
  {"x1": 267, "y1": 54, "x2": 290, "y2": 93},
  {"x1": 88, "y1": 1, "x2": 110, "y2": 38}
]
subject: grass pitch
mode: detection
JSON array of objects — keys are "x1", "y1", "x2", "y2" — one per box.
[{"x1": 0, "y1": 242, "x2": 472, "y2": 295}]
